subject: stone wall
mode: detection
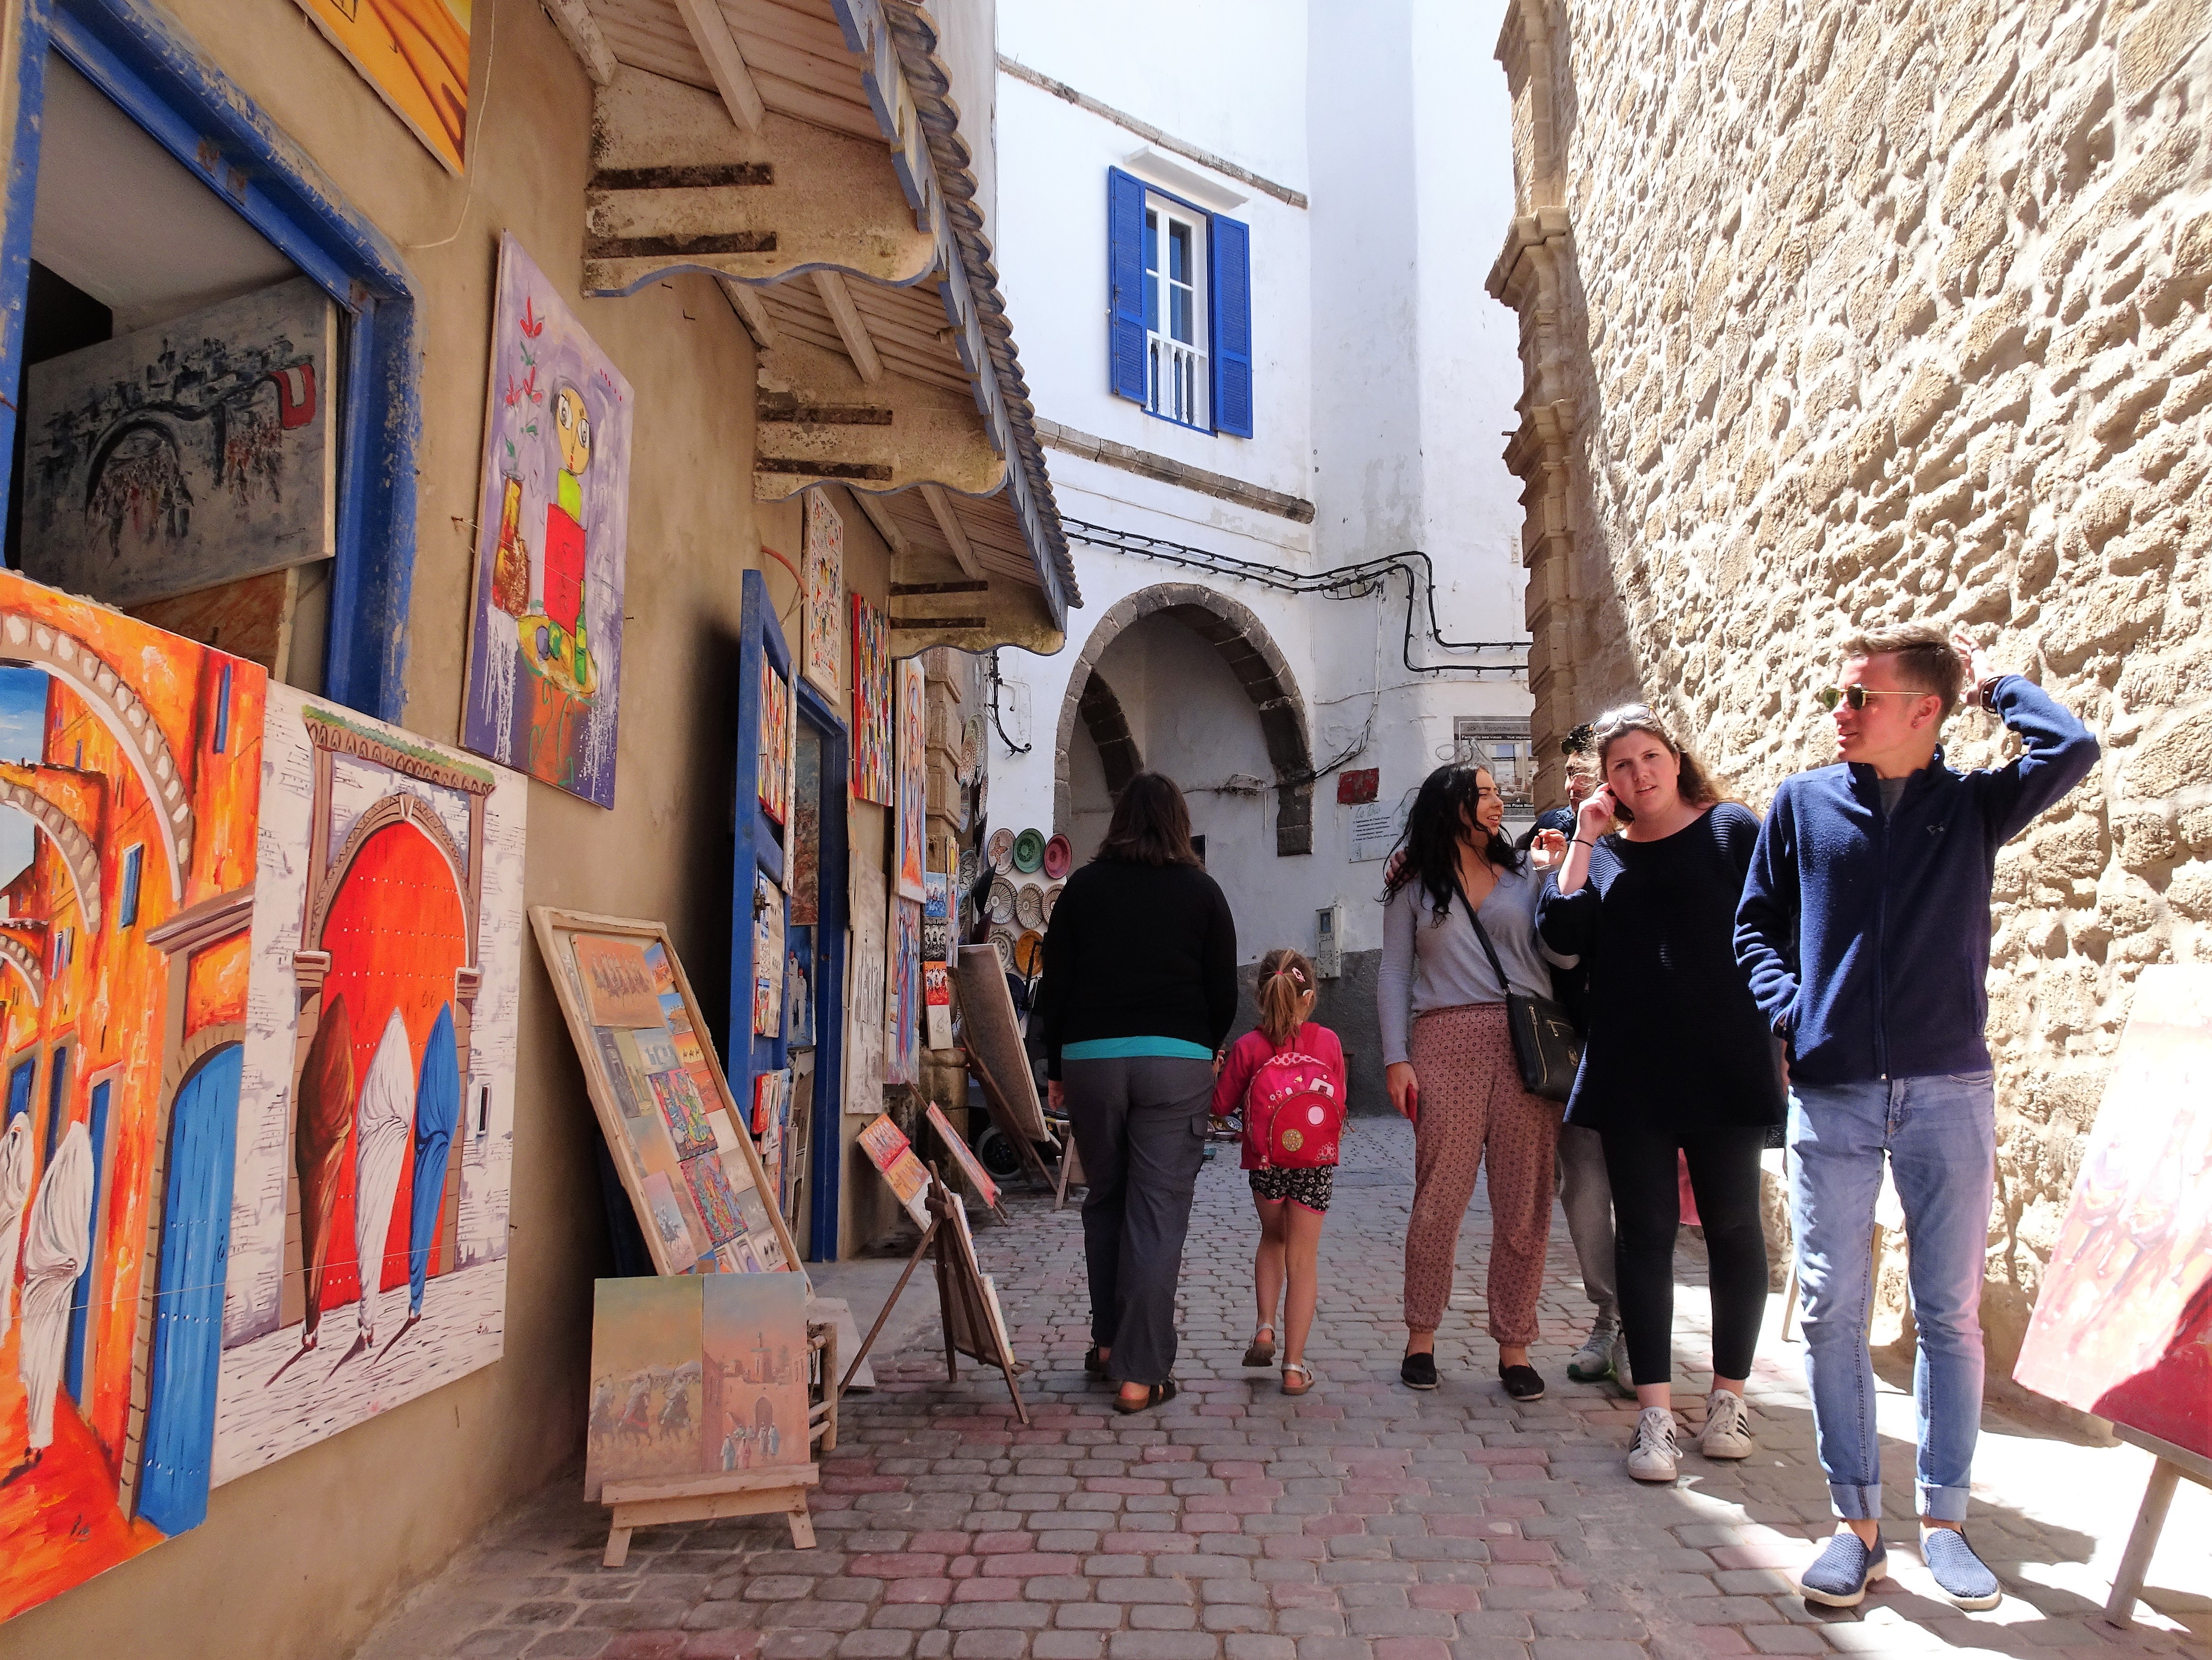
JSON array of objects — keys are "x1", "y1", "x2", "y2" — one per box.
[{"x1": 1488, "y1": 0, "x2": 2212, "y2": 1384}]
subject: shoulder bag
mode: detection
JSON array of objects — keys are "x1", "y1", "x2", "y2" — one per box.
[{"x1": 1451, "y1": 875, "x2": 1582, "y2": 1103}]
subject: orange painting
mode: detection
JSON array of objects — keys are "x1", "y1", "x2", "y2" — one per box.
[{"x1": 294, "y1": 0, "x2": 472, "y2": 175}]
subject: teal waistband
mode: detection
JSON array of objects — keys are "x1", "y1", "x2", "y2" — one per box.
[{"x1": 1060, "y1": 1036, "x2": 1215, "y2": 1062}]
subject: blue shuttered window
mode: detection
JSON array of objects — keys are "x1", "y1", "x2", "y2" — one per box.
[
  {"x1": 1107, "y1": 168, "x2": 1149, "y2": 402},
  {"x1": 1209, "y1": 213, "x2": 1253, "y2": 438}
]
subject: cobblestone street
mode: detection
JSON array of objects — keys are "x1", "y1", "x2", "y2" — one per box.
[{"x1": 358, "y1": 1119, "x2": 2210, "y2": 1660}]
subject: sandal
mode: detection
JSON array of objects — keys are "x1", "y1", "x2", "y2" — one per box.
[
  {"x1": 1281, "y1": 1361, "x2": 1315, "y2": 1397},
  {"x1": 1112, "y1": 1378, "x2": 1179, "y2": 1415},
  {"x1": 1241, "y1": 1327, "x2": 1276, "y2": 1368}
]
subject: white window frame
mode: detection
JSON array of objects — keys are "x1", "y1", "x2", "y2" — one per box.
[{"x1": 1143, "y1": 191, "x2": 1209, "y2": 429}]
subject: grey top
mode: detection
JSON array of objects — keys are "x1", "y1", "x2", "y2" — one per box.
[
  {"x1": 1378, "y1": 863, "x2": 1570, "y2": 1067},
  {"x1": 1879, "y1": 775, "x2": 1910, "y2": 815}
]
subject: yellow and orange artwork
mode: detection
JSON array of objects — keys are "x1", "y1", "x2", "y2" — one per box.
[{"x1": 294, "y1": 0, "x2": 473, "y2": 175}]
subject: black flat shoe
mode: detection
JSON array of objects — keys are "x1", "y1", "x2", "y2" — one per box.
[
  {"x1": 1400, "y1": 1352, "x2": 1440, "y2": 1390},
  {"x1": 1499, "y1": 1363, "x2": 1545, "y2": 1402},
  {"x1": 1112, "y1": 1377, "x2": 1178, "y2": 1414},
  {"x1": 1084, "y1": 1345, "x2": 1109, "y2": 1376}
]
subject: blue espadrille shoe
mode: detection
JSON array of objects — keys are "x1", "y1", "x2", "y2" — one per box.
[
  {"x1": 1922, "y1": 1528, "x2": 2000, "y2": 1610},
  {"x1": 1798, "y1": 1531, "x2": 1887, "y2": 1608}
]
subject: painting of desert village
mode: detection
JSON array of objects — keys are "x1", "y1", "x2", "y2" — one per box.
[
  {"x1": 584, "y1": 1274, "x2": 809, "y2": 1501},
  {"x1": 0, "y1": 569, "x2": 526, "y2": 1626}
]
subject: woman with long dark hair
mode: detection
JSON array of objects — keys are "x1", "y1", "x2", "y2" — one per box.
[
  {"x1": 1536, "y1": 704, "x2": 1783, "y2": 1483},
  {"x1": 1379, "y1": 762, "x2": 1570, "y2": 1401},
  {"x1": 1036, "y1": 772, "x2": 1237, "y2": 1413}
]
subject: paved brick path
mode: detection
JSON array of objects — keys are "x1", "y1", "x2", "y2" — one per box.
[{"x1": 359, "y1": 1118, "x2": 2209, "y2": 1660}]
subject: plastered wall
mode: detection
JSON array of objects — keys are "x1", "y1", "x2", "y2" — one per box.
[
  {"x1": 1493, "y1": 0, "x2": 2212, "y2": 1380},
  {"x1": 3, "y1": 0, "x2": 889, "y2": 1652}
]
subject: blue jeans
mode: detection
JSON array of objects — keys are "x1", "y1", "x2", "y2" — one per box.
[{"x1": 1789, "y1": 1072, "x2": 1996, "y2": 1522}]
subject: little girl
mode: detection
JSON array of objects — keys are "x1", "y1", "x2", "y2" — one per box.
[{"x1": 1212, "y1": 949, "x2": 1347, "y2": 1396}]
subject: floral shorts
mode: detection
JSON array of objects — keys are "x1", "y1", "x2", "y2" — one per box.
[{"x1": 1249, "y1": 1164, "x2": 1334, "y2": 1213}]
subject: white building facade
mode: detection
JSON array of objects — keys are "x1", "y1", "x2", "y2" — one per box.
[{"x1": 987, "y1": 0, "x2": 1529, "y2": 1105}]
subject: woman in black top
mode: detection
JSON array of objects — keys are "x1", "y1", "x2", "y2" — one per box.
[
  {"x1": 1036, "y1": 773, "x2": 1237, "y2": 1413},
  {"x1": 1536, "y1": 705, "x2": 1784, "y2": 1485}
]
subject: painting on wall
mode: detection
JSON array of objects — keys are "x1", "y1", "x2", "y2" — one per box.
[
  {"x1": 845, "y1": 857, "x2": 886, "y2": 1113},
  {"x1": 888, "y1": 898, "x2": 921, "y2": 1087},
  {"x1": 850, "y1": 596, "x2": 891, "y2": 806},
  {"x1": 585, "y1": 1273, "x2": 809, "y2": 1502},
  {"x1": 801, "y1": 490, "x2": 842, "y2": 697},
  {"x1": 2014, "y1": 964, "x2": 2212, "y2": 1458},
  {"x1": 20, "y1": 277, "x2": 337, "y2": 609},
  {"x1": 463, "y1": 232, "x2": 632, "y2": 808},
  {"x1": 759, "y1": 660, "x2": 792, "y2": 829},
  {"x1": 895, "y1": 658, "x2": 926, "y2": 901},
  {"x1": 790, "y1": 730, "x2": 821, "y2": 927},
  {"x1": 533, "y1": 911, "x2": 799, "y2": 1277},
  {"x1": 752, "y1": 874, "x2": 785, "y2": 1039},
  {"x1": 293, "y1": 0, "x2": 473, "y2": 174},
  {"x1": 0, "y1": 570, "x2": 266, "y2": 1623},
  {"x1": 211, "y1": 684, "x2": 526, "y2": 1490}
]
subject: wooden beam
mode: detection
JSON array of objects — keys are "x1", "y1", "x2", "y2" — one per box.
[
  {"x1": 811, "y1": 270, "x2": 883, "y2": 385},
  {"x1": 921, "y1": 484, "x2": 984, "y2": 579},
  {"x1": 718, "y1": 277, "x2": 781, "y2": 351},
  {"x1": 544, "y1": 0, "x2": 616, "y2": 85},
  {"x1": 672, "y1": 0, "x2": 766, "y2": 133},
  {"x1": 850, "y1": 488, "x2": 910, "y2": 558}
]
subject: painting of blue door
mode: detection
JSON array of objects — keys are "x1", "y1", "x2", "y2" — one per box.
[
  {"x1": 5, "y1": 1056, "x2": 31, "y2": 1124},
  {"x1": 64, "y1": 1078, "x2": 112, "y2": 1402},
  {"x1": 137, "y1": 1044, "x2": 243, "y2": 1535}
]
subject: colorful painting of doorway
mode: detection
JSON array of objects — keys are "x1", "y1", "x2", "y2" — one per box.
[{"x1": 0, "y1": 569, "x2": 265, "y2": 1621}]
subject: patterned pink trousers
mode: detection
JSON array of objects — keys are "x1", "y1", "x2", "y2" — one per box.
[{"x1": 1403, "y1": 1003, "x2": 1561, "y2": 1344}]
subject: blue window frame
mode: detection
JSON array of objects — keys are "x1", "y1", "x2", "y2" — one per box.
[
  {"x1": 1105, "y1": 167, "x2": 1253, "y2": 439},
  {"x1": 117, "y1": 842, "x2": 141, "y2": 929},
  {"x1": 0, "y1": 0, "x2": 421, "y2": 721}
]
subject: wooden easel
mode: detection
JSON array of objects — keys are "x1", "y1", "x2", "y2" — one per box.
[
  {"x1": 2103, "y1": 1425, "x2": 2212, "y2": 1628},
  {"x1": 966, "y1": 1041, "x2": 1058, "y2": 1191},
  {"x1": 841, "y1": 1168, "x2": 1031, "y2": 1424},
  {"x1": 1053, "y1": 1134, "x2": 1085, "y2": 1211},
  {"x1": 600, "y1": 1319, "x2": 841, "y2": 1565}
]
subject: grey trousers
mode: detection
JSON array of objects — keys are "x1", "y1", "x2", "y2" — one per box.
[
  {"x1": 1063, "y1": 1054, "x2": 1214, "y2": 1386},
  {"x1": 1557, "y1": 1123, "x2": 1619, "y2": 1328}
]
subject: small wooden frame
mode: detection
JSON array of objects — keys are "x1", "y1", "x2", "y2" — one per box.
[
  {"x1": 2103, "y1": 1425, "x2": 2211, "y2": 1629},
  {"x1": 533, "y1": 906, "x2": 806, "y2": 1277},
  {"x1": 1053, "y1": 1134, "x2": 1086, "y2": 1212}
]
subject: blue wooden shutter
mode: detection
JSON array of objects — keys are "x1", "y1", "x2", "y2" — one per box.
[
  {"x1": 1210, "y1": 213, "x2": 1253, "y2": 437},
  {"x1": 1107, "y1": 168, "x2": 1148, "y2": 402}
]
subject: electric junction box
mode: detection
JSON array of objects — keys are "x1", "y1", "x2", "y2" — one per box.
[{"x1": 1315, "y1": 903, "x2": 1343, "y2": 979}]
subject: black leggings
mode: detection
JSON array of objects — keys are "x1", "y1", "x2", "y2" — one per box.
[{"x1": 1601, "y1": 1125, "x2": 1770, "y2": 1386}]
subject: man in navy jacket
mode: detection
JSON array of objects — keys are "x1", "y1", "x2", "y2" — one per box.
[{"x1": 1735, "y1": 624, "x2": 2098, "y2": 1612}]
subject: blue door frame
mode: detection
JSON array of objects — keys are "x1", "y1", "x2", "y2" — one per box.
[{"x1": 0, "y1": 0, "x2": 420, "y2": 720}]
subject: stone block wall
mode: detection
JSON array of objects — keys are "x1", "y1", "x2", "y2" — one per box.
[{"x1": 1488, "y1": 0, "x2": 2212, "y2": 1382}]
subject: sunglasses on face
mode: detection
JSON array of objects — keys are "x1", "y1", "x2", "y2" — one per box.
[{"x1": 1818, "y1": 686, "x2": 1926, "y2": 711}]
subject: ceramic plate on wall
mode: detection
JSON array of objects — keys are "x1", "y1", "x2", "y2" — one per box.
[
  {"x1": 988, "y1": 828, "x2": 1014, "y2": 874},
  {"x1": 1042, "y1": 834, "x2": 1071, "y2": 880},
  {"x1": 1044, "y1": 883, "x2": 1062, "y2": 920},
  {"x1": 959, "y1": 846, "x2": 979, "y2": 889},
  {"x1": 990, "y1": 925, "x2": 1019, "y2": 971},
  {"x1": 1015, "y1": 883, "x2": 1045, "y2": 929},
  {"x1": 1013, "y1": 929, "x2": 1045, "y2": 976},
  {"x1": 1012, "y1": 828, "x2": 1045, "y2": 873},
  {"x1": 988, "y1": 877, "x2": 1017, "y2": 925}
]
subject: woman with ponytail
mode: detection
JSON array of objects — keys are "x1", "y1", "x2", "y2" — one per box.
[{"x1": 1212, "y1": 949, "x2": 1346, "y2": 1396}]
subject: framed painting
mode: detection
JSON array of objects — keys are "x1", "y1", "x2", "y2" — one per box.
[
  {"x1": 463, "y1": 233, "x2": 633, "y2": 808},
  {"x1": 20, "y1": 277, "x2": 337, "y2": 608},
  {"x1": 850, "y1": 595, "x2": 891, "y2": 806},
  {"x1": 845, "y1": 857, "x2": 887, "y2": 1113},
  {"x1": 532, "y1": 909, "x2": 801, "y2": 1277},
  {"x1": 888, "y1": 898, "x2": 921, "y2": 1087},
  {"x1": 293, "y1": 0, "x2": 472, "y2": 174},
  {"x1": 800, "y1": 490, "x2": 842, "y2": 697},
  {"x1": 926, "y1": 1103, "x2": 999, "y2": 1213},
  {"x1": 855, "y1": 1114, "x2": 930, "y2": 1229},
  {"x1": 2014, "y1": 964, "x2": 2212, "y2": 1457},
  {"x1": 894, "y1": 657, "x2": 926, "y2": 901},
  {"x1": 759, "y1": 658, "x2": 792, "y2": 829}
]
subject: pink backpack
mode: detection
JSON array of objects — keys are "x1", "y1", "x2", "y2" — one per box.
[{"x1": 1243, "y1": 1042, "x2": 1343, "y2": 1170}]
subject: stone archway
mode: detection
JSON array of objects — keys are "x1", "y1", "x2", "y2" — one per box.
[
  {"x1": 1074, "y1": 672, "x2": 1142, "y2": 797},
  {"x1": 1053, "y1": 584, "x2": 1314, "y2": 855}
]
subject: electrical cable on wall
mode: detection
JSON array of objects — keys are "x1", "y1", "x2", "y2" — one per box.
[
  {"x1": 1060, "y1": 518, "x2": 1531, "y2": 679},
  {"x1": 987, "y1": 648, "x2": 1030, "y2": 754}
]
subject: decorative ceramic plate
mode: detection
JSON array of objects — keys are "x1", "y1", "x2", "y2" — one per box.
[
  {"x1": 1015, "y1": 882, "x2": 1046, "y2": 929},
  {"x1": 1013, "y1": 828, "x2": 1046, "y2": 873},
  {"x1": 990, "y1": 926, "x2": 1019, "y2": 971},
  {"x1": 1042, "y1": 833, "x2": 1072, "y2": 880},
  {"x1": 1013, "y1": 929, "x2": 1045, "y2": 976},
  {"x1": 1044, "y1": 882, "x2": 1063, "y2": 920},
  {"x1": 988, "y1": 877, "x2": 1018, "y2": 925},
  {"x1": 959, "y1": 847, "x2": 979, "y2": 889},
  {"x1": 987, "y1": 827, "x2": 1014, "y2": 874}
]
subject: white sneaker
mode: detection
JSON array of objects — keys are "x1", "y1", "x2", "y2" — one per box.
[
  {"x1": 1627, "y1": 1407, "x2": 1678, "y2": 1482},
  {"x1": 1609, "y1": 1331, "x2": 1635, "y2": 1399},
  {"x1": 1700, "y1": 1388, "x2": 1753, "y2": 1460}
]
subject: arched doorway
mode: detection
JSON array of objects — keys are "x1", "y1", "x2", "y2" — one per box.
[{"x1": 137, "y1": 1043, "x2": 242, "y2": 1535}]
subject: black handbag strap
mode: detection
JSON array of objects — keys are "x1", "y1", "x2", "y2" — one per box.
[{"x1": 1447, "y1": 872, "x2": 1515, "y2": 999}]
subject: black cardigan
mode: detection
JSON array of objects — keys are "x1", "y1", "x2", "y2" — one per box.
[
  {"x1": 1034, "y1": 858, "x2": 1238, "y2": 1080},
  {"x1": 1536, "y1": 803, "x2": 1784, "y2": 1133}
]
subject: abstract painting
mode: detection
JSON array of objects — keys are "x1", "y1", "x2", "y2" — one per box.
[
  {"x1": 464, "y1": 233, "x2": 632, "y2": 808},
  {"x1": 2015, "y1": 965, "x2": 2212, "y2": 1457},
  {"x1": 801, "y1": 490, "x2": 842, "y2": 697},
  {"x1": 293, "y1": 0, "x2": 472, "y2": 174},
  {"x1": 846, "y1": 858, "x2": 886, "y2": 1113},
  {"x1": 0, "y1": 569, "x2": 266, "y2": 1622},
  {"x1": 888, "y1": 899, "x2": 921, "y2": 1087},
  {"x1": 215, "y1": 683, "x2": 526, "y2": 1491},
  {"x1": 21, "y1": 277, "x2": 337, "y2": 608},
  {"x1": 895, "y1": 657, "x2": 926, "y2": 901},
  {"x1": 850, "y1": 595, "x2": 891, "y2": 806},
  {"x1": 585, "y1": 1273, "x2": 809, "y2": 1502}
]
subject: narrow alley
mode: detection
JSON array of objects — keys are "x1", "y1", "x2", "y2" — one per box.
[{"x1": 357, "y1": 1122, "x2": 2211, "y2": 1660}]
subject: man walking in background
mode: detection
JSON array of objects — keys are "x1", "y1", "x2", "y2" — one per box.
[{"x1": 1735, "y1": 625, "x2": 2099, "y2": 1611}]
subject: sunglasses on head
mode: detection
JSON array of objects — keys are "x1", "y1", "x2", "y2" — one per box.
[{"x1": 1817, "y1": 686, "x2": 1927, "y2": 711}]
